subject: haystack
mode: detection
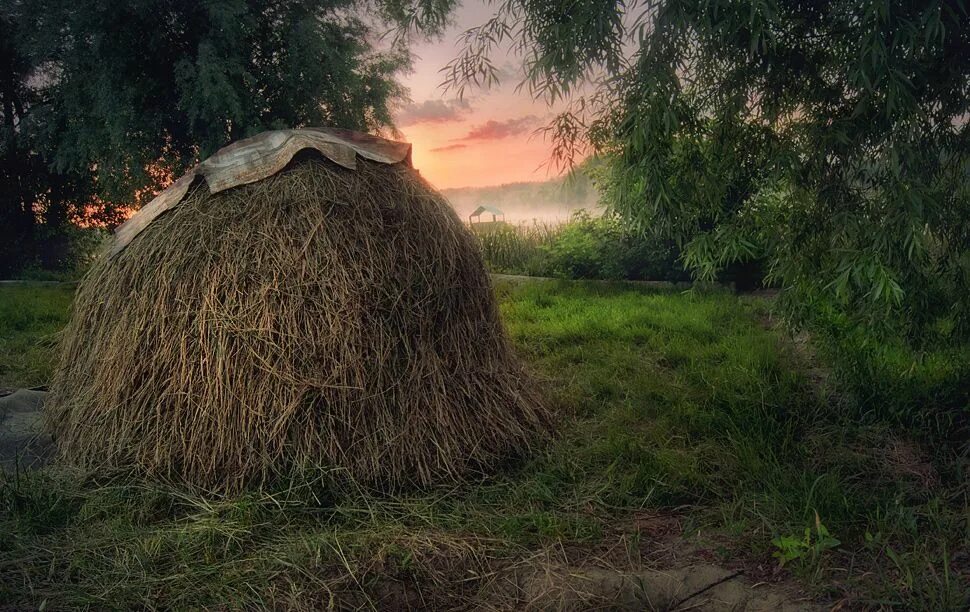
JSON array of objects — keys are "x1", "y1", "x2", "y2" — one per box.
[{"x1": 46, "y1": 128, "x2": 548, "y2": 492}]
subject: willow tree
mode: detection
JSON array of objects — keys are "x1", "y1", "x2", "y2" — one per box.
[
  {"x1": 446, "y1": 0, "x2": 969, "y2": 338},
  {"x1": 1, "y1": 0, "x2": 456, "y2": 272}
]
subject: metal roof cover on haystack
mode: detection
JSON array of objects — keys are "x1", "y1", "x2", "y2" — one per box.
[
  {"x1": 111, "y1": 128, "x2": 412, "y2": 256},
  {"x1": 47, "y1": 128, "x2": 549, "y2": 493}
]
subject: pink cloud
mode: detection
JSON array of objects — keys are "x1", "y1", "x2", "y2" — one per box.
[
  {"x1": 395, "y1": 98, "x2": 472, "y2": 127},
  {"x1": 459, "y1": 116, "x2": 539, "y2": 141},
  {"x1": 430, "y1": 143, "x2": 468, "y2": 153}
]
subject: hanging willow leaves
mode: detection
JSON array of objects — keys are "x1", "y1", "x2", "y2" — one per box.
[{"x1": 445, "y1": 0, "x2": 970, "y2": 339}]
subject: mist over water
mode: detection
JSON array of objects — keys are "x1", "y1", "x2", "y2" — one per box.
[{"x1": 441, "y1": 176, "x2": 602, "y2": 226}]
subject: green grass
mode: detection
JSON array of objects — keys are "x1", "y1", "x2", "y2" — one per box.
[
  {"x1": 0, "y1": 284, "x2": 74, "y2": 388},
  {"x1": 810, "y1": 308, "x2": 970, "y2": 445},
  {"x1": 0, "y1": 282, "x2": 966, "y2": 609}
]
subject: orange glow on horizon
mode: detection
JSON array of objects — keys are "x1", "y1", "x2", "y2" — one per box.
[
  {"x1": 393, "y1": 3, "x2": 567, "y2": 190},
  {"x1": 401, "y1": 121, "x2": 562, "y2": 191}
]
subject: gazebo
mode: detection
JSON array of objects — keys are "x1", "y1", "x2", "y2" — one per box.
[{"x1": 469, "y1": 205, "x2": 505, "y2": 225}]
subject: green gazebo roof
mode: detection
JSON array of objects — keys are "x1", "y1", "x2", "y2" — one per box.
[{"x1": 470, "y1": 205, "x2": 504, "y2": 217}]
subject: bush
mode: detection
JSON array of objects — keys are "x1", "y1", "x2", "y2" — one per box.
[
  {"x1": 473, "y1": 211, "x2": 690, "y2": 282},
  {"x1": 2, "y1": 225, "x2": 108, "y2": 280},
  {"x1": 541, "y1": 211, "x2": 688, "y2": 281}
]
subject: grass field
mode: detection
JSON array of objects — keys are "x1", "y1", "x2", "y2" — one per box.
[
  {"x1": 0, "y1": 281, "x2": 966, "y2": 609},
  {"x1": 0, "y1": 285, "x2": 74, "y2": 389}
]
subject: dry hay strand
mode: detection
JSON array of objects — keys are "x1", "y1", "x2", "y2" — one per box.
[{"x1": 46, "y1": 154, "x2": 550, "y2": 493}]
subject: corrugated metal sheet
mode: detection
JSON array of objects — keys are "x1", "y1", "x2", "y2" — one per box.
[{"x1": 110, "y1": 128, "x2": 412, "y2": 256}]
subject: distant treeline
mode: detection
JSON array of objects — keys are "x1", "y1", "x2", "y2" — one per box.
[{"x1": 442, "y1": 174, "x2": 601, "y2": 223}]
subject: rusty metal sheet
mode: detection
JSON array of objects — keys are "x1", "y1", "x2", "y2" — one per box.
[
  {"x1": 110, "y1": 172, "x2": 197, "y2": 257},
  {"x1": 109, "y1": 128, "x2": 412, "y2": 257}
]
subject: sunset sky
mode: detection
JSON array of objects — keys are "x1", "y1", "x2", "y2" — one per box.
[{"x1": 393, "y1": 2, "x2": 562, "y2": 190}]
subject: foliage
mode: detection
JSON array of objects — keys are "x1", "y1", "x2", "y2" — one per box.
[
  {"x1": 445, "y1": 0, "x2": 970, "y2": 339},
  {"x1": 473, "y1": 211, "x2": 689, "y2": 281},
  {"x1": 0, "y1": 0, "x2": 458, "y2": 275},
  {"x1": 12, "y1": 227, "x2": 108, "y2": 280},
  {"x1": 0, "y1": 10, "x2": 97, "y2": 276},
  {"x1": 1, "y1": 282, "x2": 967, "y2": 608},
  {"x1": 772, "y1": 512, "x2": 841, "y2": 568},
  {"x1": 541, "y1": 212, "x2": 625, "y2": 279},
  {"x1": 541, "y1": 210, "x2": 687, "y2": 281}
]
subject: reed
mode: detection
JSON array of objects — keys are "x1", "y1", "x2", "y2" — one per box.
[{"x1": 471, "y1": 220, "x2": 562, "y2": 274}]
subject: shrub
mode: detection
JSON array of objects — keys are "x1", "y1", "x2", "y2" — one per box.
[
  {"x1": 5, "y1": 225, "x2": 108, "y2": 280},
  {"x1": 473, "y1": 211, "x2": 690, "y2": 282},
  {"x1": 541, "y1": 211, "x2": 688, "y2": 281}
]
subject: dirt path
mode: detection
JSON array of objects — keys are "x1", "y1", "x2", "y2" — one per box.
[
  {"x1": 0, "y1": 388, "x2": 53, "y2": 472},
  {"x1": 490, "y1": 557, "x2": 821, "y2": 610}
]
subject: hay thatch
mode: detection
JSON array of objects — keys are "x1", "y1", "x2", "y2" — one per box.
[{"x1": 46, "y1": 152, "x2": 549, "y2": 492}]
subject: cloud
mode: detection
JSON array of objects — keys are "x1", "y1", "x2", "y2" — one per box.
[
  {"x1": 494, "y1": 62, "x2": 519, "y2": 82},
  {"x1": 430, "y1": 143, "x2": 468, "y2": 153},
  {"x1": 395, "y1": 98, "x2": 472, "y2": 127},
  {"x1": 425, "y1": 115, "x2": 538, "y2": 154},
  {"x1": 459, "y1": 116, "x2": 539, "y2": 142}
]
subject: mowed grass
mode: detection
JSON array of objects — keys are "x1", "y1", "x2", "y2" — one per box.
[{"x1": 0, "y1": 282, "x2": 966, "y2": 609}]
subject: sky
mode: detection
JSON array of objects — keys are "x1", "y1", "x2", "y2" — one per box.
[{"x1": 393, "y1": 2, "x2": 561, "y2": 190}]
